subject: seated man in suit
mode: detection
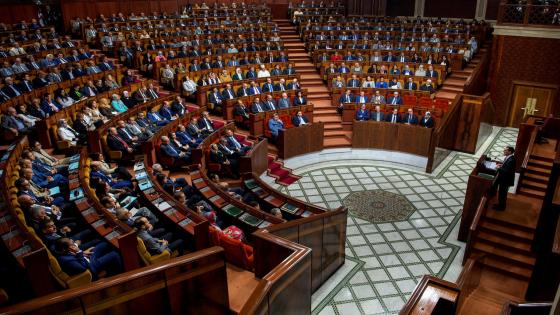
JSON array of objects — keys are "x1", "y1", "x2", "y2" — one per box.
[
  {"x1": 292, "y1": 111, "x2": 309, "y2": 127},
  {"x1": 386, "y1": 108, "x2": 401, "y2": 123},
  {"x1": 355, "y1": 104, "x2": 370, "y2": 121},
  {"x1": 187, "y1": 117, "x2": 205, "y2": 139},
  {"x1": 287, "y1": 78, "x2": 301, "y2": 91},
  {"x1": 90, "y1": 161, "x2": 133, "y2": 189},
  {"x1": 176, "y1": 124, "x2": 202, "y2": 148},
  {"x1": 402, "y1": 108, "x2": 418, "y2": 125},
  {"x1": 355, "y1": 91, "x2": 369, "y2": 104},
  {"x1": 268, "y1": 113, "x2": 284, "y2": 140},
  {"x1": 224, "y1": 129, "x2": 252, "y2": 155},
  {"x1": 234, "y1": 100, "x2": 250, "y2": 125},
  {"x1": 106, "y1": 127, "x2": 136, "y2": 155},
  {"x1": 387, "y1": 91, "x2": 403, "y2": 105},
  {"x1": 261, "y1": 78, "x2": 276, "y2": 93},
  {"x1": 426, "y1": 65, "x2": 439, "y2": 78},
  {"x1": 263, "y1": 94, "x2": 277, "y2": 111},
  {"x1": 346, "y1": 74, "x2": 361, "y2": 88},
  {"x1": 370, "y1": 105, "x2": 385, "y2": 121},
  {"x1": 159, "y1": 135, "x2": 191, "y2": 166},
  {"x1": 134, "y1": 216, "x2": 183, "y2": 255},
  {"x1": 251, "y1": 97, "x2": 266, "y2": 114},
  {"x1": 159, "y1": 101, "x2": 178, "y2": 121},
  {"x1": 236, "y1": 82, "x2": 250, "y2": 97},
  {"x1": 208, "y1": 87, "x2": 224, "y2": 110},
  {"x1": 420, "y1": 111, "x2": 435, "y2": 128},
  {"x1": 338, "y1": 90, "x2": 354, "y2": 115},
  {"x1": 420, "y1": 79, "x2": 435, "y2": 93},
  {"x1": 209, "y1": 143, "x2": 239, "y2": 178},
  {"x1": 197, "y1": 111, "x2": 215, "y2": 136},
  {"x1": 221, "y1": 84, "x2": 236, "y2": 101},
  {"x1": 371, "y1": 91, "x2": 386, "y2": 105},
  {"x1": 54, "y1": 237, "x2": 122, "y2": 280},
  {"x1": 277, "y1": 92, "x2": 292, "y2": 109},
  {"x1": 147, "y1": 107, "x2": 170, "y2": 126},
  {"x1": 404, "y1": 77, "x2": 417, "y2": 91}
]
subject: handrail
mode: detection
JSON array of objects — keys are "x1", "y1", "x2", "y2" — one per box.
[
  {"x1": 500, "y1": 301, "x2": 553, "y2": 315},
  {"x1": 521, "y1": 128, "x2": 538, "y2": 170},
  {"x1": 463, "y1": 196, "x2": 488, "y2": 264},
  {"x1": 553, "y1": 215, "x2": 560, "y2": 254},
  {"x1": 0, "y1": 247, "x2": 227, "y2": 314}
]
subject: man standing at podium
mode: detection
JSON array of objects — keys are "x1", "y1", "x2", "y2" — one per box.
[{"x1": 492, "y1": 146, "x2": 516, "y2": 211}]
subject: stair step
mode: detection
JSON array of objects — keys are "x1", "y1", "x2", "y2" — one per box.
[
  {"x1": 525, "y1": 165, "x2": 552, "y2": 177},
  {"x1": 479, "y1": 220, "x2": 534, "y2": 242},
  {"x1": 518, "y1": 187, "x2": 546, "y2": 198},
  {"x1": 444, "y1": 78, "x2": 467, "y2": 86},
  {"x1": 528, "y1": 159, "x2": 553, "y2": 168},
  {"x1": 314, "y1": 108, "x2": 338, "y2": 114},
  {"x1": 477, "y1": 231, "x2": 532, "y2": 253},
  {"x1": 523, "y1": 172, "x2": 549, "y2": 184},
  {"x1": 315, "y1": 116, "x2": 342, "y2": 123},
  {"x1": 324, "y1": 125, "x2": 343, "y2": 132},
  {"x1": 482, "y1": 257, "x2": 533, "y2": 280},
  {"x1": 473, "y1": 242, "x2": 535, "y2": 267},
  {"x1": 323, "y1": 137, "x2": 351, "y2": 147},
  {"x1": 440, "y1": 86, "x2": 464, "y2": 92},
  {"x1": 521, "y1": 179, "x2": 548, "y2": 191}
]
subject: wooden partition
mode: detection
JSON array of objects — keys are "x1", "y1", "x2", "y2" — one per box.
[
  {"x1": 459, "y1": 155, "x2": 496, "y2": 241},
  {"x1": 239, "y1": 138, "x2": 269, "y2": 175},
  {"x1": 0, "y1": 247, "x2": 230, "y2": 315},
  {"x1": 263, "y1": 207, "x2": 347, "y2": 292},
  {"x1": 353, "y1": 120, "x2": 434, "y2": 156},
  {"x1": 277, "y1": 122, "x2": 325, "y2": 159},
  {"x1": 242, "y1": 231, "x2": 313, "y2": 315}
]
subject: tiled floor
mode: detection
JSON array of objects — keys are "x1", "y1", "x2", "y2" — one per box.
[{"x1": 263, "y1": 127, "x2": 519, "y2": 315}]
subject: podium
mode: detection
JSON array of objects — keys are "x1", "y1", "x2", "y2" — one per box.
[
  {"x1": 277, "y1": 122, "x2": 324, "y2": 159},
  {"x1": 458, "y1": 155, "x2": 497, "y2": 241}
]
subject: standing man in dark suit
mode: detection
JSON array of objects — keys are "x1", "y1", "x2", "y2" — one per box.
[{"x1": 491, "y1": 147, "x2": 516, "y2": 211}]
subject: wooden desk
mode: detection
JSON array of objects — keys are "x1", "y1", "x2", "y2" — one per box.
[
  {"x1": 352, "y1": 121, "x2": 434, "y2": 157},
  {"x1": 278, "y1": 122, "x2": 325, "y2": 159}
]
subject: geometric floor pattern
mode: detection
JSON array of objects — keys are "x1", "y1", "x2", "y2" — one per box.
[{"x1": 266, "y1": 127, "x2": 519, "y2": 314}]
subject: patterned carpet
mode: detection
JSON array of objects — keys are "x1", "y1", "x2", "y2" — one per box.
[{"x1": 343, "y1": 190, "x2": 416, "y2": 223}]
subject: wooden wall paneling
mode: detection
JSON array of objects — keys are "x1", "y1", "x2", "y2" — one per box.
[
  {"x1": 424, "y1": 0, "x2": 477, "y2": 18},
  {"x1": 95, "y1": 1, "x2": 121, "y2": 19},
  {"x1": 386, "y1": 0, "x2": 415, "y2": 17},
  {"x1": 321, "y1": 210, "x2": 347, "y2": 283},
  {"x1": 159, "y1": 0, "x2": 180, "y2": 14},
  {"x1": 297, "y1": 219, "x2": 324, "y2": 292},
  {"x1": 0, "y1": 4, "x2": 38, "y2": 25},
  {"x1": 130, "y1": 0, "x2": 151, "y2": 14},
  {"x1": 488, "y1": 35, "x2": 560, "y2": 126},
  {"x1": 267, "y1": 255, "x2": 312, "y2": 314},
  {"x1": 486, "y1": 0, "x2": 501, "y2": 20}
]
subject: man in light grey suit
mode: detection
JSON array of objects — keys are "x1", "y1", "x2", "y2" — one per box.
[
  {"x1": 278, "y1": 92, "x2": 292, "y2": 109},
  {"x1": 134, "y1": 217, "x2": 183, "y2": 255}
]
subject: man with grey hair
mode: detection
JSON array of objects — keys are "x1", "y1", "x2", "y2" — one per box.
[{"x1": 270, "y1": 208, "x2": 283, "y2": 219}]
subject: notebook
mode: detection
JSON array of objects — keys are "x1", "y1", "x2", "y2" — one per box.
[
  {"x1": 222, "y1": 204, "x2": 244, "y2": 217},
  {"x1": 239, "y1": 213, "x2": 263, "y2": 226}
]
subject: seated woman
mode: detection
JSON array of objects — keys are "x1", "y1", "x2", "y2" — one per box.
[
  {"x1": 121, "y1": 69, "x2": 140, "y2": 86},
  {"x1": 55, "y1": 88, "x2": 75, "y2": 108},
  {"x1": 294, "y1": 91, "x2": 307, "y2": 106}
]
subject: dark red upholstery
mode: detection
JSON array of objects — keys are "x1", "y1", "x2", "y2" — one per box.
[{"x1": 218, "y1": 234, "x2": 254, "y2": 270}]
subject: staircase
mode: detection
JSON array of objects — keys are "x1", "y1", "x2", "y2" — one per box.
[
  {"x1": 458, "y1": 286, "x2": 523, "y2": 315},
  {"x1": 267, "y1": 154, "x2": 301, "y2": 186},
  {"x1": 276, "y1": 19, "x2": 351, "y2": 148},
  {"x1": 435, "y1": 45, "x2": 488, "y2": 100},
  {"x1": 518, "y1": 156, "x2": 553, "y2": 199}
]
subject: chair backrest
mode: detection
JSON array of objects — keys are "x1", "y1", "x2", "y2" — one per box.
[{"x1": 218, "y1": 233, "x2": 254, "y2": 270}]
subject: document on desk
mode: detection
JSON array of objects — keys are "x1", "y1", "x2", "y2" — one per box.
[{"x1": 483, "y1": 161, "x2": 497, "y2": 171}]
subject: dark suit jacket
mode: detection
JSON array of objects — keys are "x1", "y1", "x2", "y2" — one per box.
[
  {"x1": 107, "y1": 134, "x2": 129, "y2": 152},
  {"x1": 251, "y1": 102, "x2": 265, "y2": 113},
  {"x1": 370, "y1": 111, "x2": 385, "y2": 121},
  {"x1": 404, "y1": 82, "x2": 417, "y2": 90},
  {"x1": 402, "y1": 114, "x2": 418, "y2": 125},
  {"x1": 234, "y1": 105, "x2": 250, "y2": 119},
  {"x1": 386, "y1": 113, "x2": 401, "y2": 123},
  {"x1": 292, "y1": 115, "x2": 309, "y2": 127},
  {"x1": 497, "y1": 155, "x2": 516, "y2": 187},
  {"x1": 356, "y1": 109, "x2": 370, "y2": 121}
]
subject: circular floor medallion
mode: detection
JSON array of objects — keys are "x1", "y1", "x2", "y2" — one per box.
[{"x1": 342, "y1": 190, "x2": 416, "y2": 223}]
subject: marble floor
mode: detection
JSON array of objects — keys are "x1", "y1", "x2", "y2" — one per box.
[{"x1": 262, "y1": 127, "x2": 519, "y2": 315}]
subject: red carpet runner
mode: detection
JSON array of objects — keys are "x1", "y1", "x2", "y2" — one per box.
[{"x1": 267, "y1": 155, "x2": 301, "y2": 186}]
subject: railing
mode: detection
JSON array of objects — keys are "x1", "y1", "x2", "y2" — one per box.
[
  {"x1": 0, "y1": 247, "x2": 230, "y2": 315},
  {"x1": 463, "y1": 196, "x2": 488, "y2": 264},
  {"x1": 500, "y1": 301, "x2": 552, "y2": 315},
  {"x1": 498, "y1": 1, "x2": 560, "y2": 27}
]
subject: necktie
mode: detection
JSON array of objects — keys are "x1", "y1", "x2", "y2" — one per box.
[
  {"x1": 392, "y1": 115, "x2": 396, "y2": 123},
  {"x1": 168, "y1": 144, "x2": 178, "y2": 155},
  {"x1": 269, "y1": 101, "x2": 275, "y2": 110},
  {"x1": 256, "y1": 103, "x2": 262, "y2": 112},
  {"x1": 392, "y1": 98, "x2": 396, "y2": 105},
  {"x1": 10, "y1": 85, "x2": 20, "y2": 96},
  {"x1": 228, "y1": 90, "x2": 233, "y2": 99},
  {"x1": 408, "y1": 115, "x2": 411, "y2": 124}
]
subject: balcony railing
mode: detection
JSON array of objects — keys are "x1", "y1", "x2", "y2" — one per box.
[{"x1": 498, "y1": 1, "x2": 560, "y2": 26}]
